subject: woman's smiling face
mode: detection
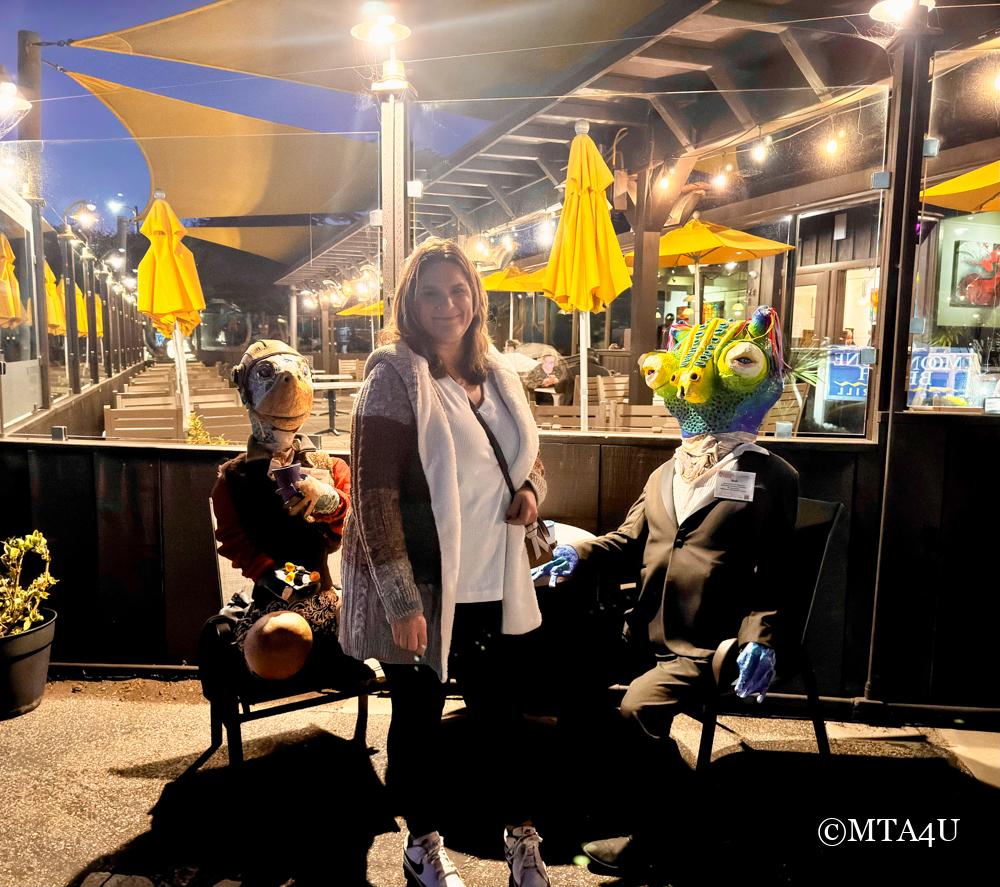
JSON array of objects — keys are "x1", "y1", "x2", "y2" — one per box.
[{"x1": 413, "y1": 259, "x2": 475, "y2": 348}]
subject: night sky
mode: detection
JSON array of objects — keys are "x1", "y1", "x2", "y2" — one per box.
[{"x1": 2, "y1": 1, "x2": 486, "y2": 231}]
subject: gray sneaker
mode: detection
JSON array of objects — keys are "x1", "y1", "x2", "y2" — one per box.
[
  {"x1": 403, "y1": 831, "x2": 466, "y2": 887},
  {"x1": 504, "y1": 825, "x2": 551, "y2": 887}
]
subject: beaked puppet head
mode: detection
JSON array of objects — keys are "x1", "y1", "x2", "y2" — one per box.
[{"x1": 232, "y1": 340, "x2": 314, "y2": 447}]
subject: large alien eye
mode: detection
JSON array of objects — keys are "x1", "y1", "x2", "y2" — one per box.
[
  {"x1": 256, "y1": 362, "x2": 275, "y2": 380},
  {"x1": 725, "y1": 341, "x2": 766, "y2": 378}
]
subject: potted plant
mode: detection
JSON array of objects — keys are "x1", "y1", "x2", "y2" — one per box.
[{"x1": 0, "y1": 530, "x2": 58, "y2": 718}]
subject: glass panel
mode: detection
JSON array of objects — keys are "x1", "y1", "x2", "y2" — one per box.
[
  {"x1": 908, "y1": 47, "x2": 1000, "y2": 413},
  {"x1": 0, "y1": 204, "x2": 41, "y2": 428},
  {"x1": 792, "y1": 285, "x2": 819, "y2": 347}
]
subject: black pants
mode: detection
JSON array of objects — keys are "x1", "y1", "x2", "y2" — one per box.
[{"x1": 381, "y1": 601, "x2": 533, "y2": 837}]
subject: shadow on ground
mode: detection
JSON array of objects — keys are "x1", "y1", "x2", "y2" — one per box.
[
  {"x1": 65, "y1": 726, "x2": 395, "y2": 887},
  {"x1": 62, "y1": 711, "x2": 999, "y2": 887}
]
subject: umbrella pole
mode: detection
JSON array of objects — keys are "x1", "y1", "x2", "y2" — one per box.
[
  {"x1": 509, "y1": 293, "x2": 514, "y2": 342},
  {"x1": 580, "y1": 310, "x2": 590, "y2": 432},
  {"x1": 174, "y1": 321, "x2": 192, "y2": 432},
  {"x1": 693, "y1": 260, "x2": 702, "y2": 325}
]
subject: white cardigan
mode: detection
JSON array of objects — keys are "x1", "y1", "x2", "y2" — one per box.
[{"x1": 410, "y1": 346, "x2": 543, "y2": 677}]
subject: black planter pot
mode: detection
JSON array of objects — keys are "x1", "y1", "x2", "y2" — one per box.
[{"x1": 0, "y1": 608, "x2": 56, "y2": 719}]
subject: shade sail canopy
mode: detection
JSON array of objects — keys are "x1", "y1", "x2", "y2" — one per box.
[
  {"x1": 921, "y1": 161, "x2": 1000, "y2": 214},
  {"x1": 71, "y1": 0, "x2": 665, "y2": 118},
  {"x1": 481, "y1": 266, "x2": 548, "y2": 292},
  {"x1": 186, "y1": 226, "x2": 317, "y2": 264},
  {"x1": 625, "y1": 218, "x2": 795, "y2": 268},
  {"x1": 338, "y1": 299, "x2": 383, "y2": 317},
  {"x1": 137, "y1": 198, "x2": 206, "y2": 337},
  {"x1": 543, "y1": 131, "x2": 631, "y2": 314},
  {"x1": 65, "y1": 72, "x2": 377, "y2": 220}
]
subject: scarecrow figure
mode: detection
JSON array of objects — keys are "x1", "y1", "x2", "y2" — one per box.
[
  {"x1": 540, "y1": 307, "x2": 798, "y2": 877},
  {"x1": 210, "y1": 340, "x2": 352, "y2": 680}
]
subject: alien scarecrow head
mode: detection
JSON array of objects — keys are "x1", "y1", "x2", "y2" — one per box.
[
  {"x1": 639, "y1": 306, "x2": 784, "y2": 437},
  {"x1": 232, "y1": 340, "x2": 313, "y2": 447}
]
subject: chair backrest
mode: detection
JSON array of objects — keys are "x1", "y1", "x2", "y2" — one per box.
[
  {"x1": 596, "y1": 374, "x2": 629, "y2": 403},
  {"x1": 608, "y1": 403, "x2": 681, "y2": 435},
  {"x1": 760, "y1": 382, "x2": 809, "y2": 435},
  {"x1": 571, "y1": 374, "x2": 599, "y2": 407},
  {"x1": 195, "y1": 404, "x2": 252, "y2": 442},
  {"x1": 532, "y1": 402, "x2": 607, "y2": 430},
  {"x1": 104, "y1": 405, "x2": 183, "y2": 440},
  {"x1": 788, "y1": 497, "x2": 842, "y2": 649},
  {"x1": 337, "y1": 358, "x2": 362, "y2": 379}
]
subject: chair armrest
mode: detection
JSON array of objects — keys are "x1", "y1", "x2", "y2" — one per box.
[{"x1": 711, "y1": 637, "x2": 740, "y2": 688}]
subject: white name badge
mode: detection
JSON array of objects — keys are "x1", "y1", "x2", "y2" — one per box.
[{"x1": 715, "y1": 469, "x2": 756, "y2": 502}]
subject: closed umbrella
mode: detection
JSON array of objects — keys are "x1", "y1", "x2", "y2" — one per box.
[
  {"x1": 625, "y1": 217, "x2": 794, "y2": 323},
  {"x1": 137, "y1": 196, "x2": 206, "y2": 426},
  {"x1": 44, "y1": 262, "x2": 66, "y2": 336},
  {"x1": 542, "y1": 122, "x2": 631, "y2": 430},
  {"x1": 0, "y1": 234, "x2": 24, "y2": 329},
  {"x1": 921, "y1": 161, "x2": 1000, "y2": 214}
]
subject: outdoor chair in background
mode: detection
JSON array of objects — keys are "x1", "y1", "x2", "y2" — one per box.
[
  {"x1": 197, "y1": 502, "x2": 381, "y2": 767},
  {"x1": 692, "y1": 497, "x2": 842, "y2": 772},
  {"x1": 531, "y1": 402, "x2": 609, "y2": 430},
  {"x1": 335, "y1": 358, "x2": 362, "y2": 380},
  {"x1": 595, "y1": 374, "x2": 629, "y2": 404},
  {"x1": 608, "y1": 403, "x2": 681, "y2": 435},
  {"x1": 760, "y1": 382, "x2": 809, "y2": 436}
]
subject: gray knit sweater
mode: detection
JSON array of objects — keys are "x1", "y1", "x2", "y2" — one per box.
[{"x1": 339, "y1": 343, "x2": 547, "y2": 679}]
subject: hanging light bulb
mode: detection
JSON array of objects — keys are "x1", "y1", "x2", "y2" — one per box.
[
  {"x1": 475, "y1": 237, "x2": 490, "y2": 257},
  {"x1": 825, "y1": 137, "x2": 839, "y2": 155},
  {"x1": 537, "y1": 217, "x2": 556, "y2": 248},
  {"x1": 868, "y1": 0, "x2": 935, "y2": 25},
  {"x1": 751, "y1": 141, "x2": 768, "y2": 164},
  {"x1": 712, "y1": 172, "x2": 728, "y2": 189}
]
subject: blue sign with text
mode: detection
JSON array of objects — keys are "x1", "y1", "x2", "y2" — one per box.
[{"x1": 826, "y1": 346, "x2": 869, "y2": 401}]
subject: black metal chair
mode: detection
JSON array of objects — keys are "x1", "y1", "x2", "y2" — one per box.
[
  {"x1": 197, "y1": 504, "x2": 381, "y2": 767},
  {"x1": 694, "y1": 497, "x2": 842, "y2": 772}
]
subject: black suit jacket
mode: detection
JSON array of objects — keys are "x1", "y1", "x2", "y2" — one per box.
[{"x1": 575, "y1": 449, "x2": 798, "y2": 659}]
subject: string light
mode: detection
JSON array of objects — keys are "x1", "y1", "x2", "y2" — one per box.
[
  {"x1": 712, "y1": 172, "x2": 728, "y2": 189},
  {"x1": 751, "y1": 141, "x2": 768, "y2": 163},
  {"x1": 825, "y1": 137, "x2": 839, "y2": 155},
  {"x1": 501, "y1": 233, "x2": 514, "y2": 251}
]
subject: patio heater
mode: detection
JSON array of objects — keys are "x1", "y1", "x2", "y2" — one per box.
[{"x1": 351, "y1": 14, "x2": 412, "y2": 315}]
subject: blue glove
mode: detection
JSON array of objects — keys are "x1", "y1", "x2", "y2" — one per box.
[
  {"x1": 733, "y1": 642, "x2": 776, "y2": 702},
  {"x1": 530, "y1": 544, "x2": 580, "y2": 586}
]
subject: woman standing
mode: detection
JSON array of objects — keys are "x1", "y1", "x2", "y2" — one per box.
[{"x1": 340, "y1": 239, "x2": 551, "y2": 887}]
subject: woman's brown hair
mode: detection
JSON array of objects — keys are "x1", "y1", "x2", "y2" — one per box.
[{"x1": 380, "y1": 237, "x2": 492, "y2": 383}]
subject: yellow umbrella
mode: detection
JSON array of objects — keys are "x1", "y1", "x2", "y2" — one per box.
[
  {"x1": 481, "y1": 266, "x2": 548, "y2": 292},
  {"x1": 625, "y1": 217, "x2": 793, "y2": 322},
  {"x1": 542, "y1": 123, "x2": 631, "y2": 430},
  {"x1": 337, "y1": 299, "x2": 384, "y2": 317},
  {"x1": 137, "y1": 197, "x2": 205, "y2": 337},
  {"x1": 56, "y1": 280, "x2": 88, "y2": 334},
  {"x1": 44, "y1": 263, "x2": 66, "y2": 335},
  {"x1": 137, "y1": 196, "x2": 206, "y2": 426},
  {"x1": 921, "y1": 161, "x2": 1000, "y2": 213},
  {"x1": 0, "y1": 233, "x2": 25, "y2": 329}
]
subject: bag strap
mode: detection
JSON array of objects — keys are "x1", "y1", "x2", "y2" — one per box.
[{"x1": 468, "y1": 398, "x2": 518, "y2": 500}]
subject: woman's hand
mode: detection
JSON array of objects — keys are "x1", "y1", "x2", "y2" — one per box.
[
  {"x1": 391, "y1": 612, "x2": 428, "y2": 657},
  {"x1": 506, "y1": 486, "x2": 538, "y2": 526}
]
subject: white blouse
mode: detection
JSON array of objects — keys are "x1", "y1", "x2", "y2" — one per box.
[{"x1": 433, "y1": 374, "x2": 521, "y2": 603}]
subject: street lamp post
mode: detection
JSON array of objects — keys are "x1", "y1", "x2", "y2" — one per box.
[
  {"x1": 351, "y1": 13, "x2": 412, "y2": 317},
  {"x1": 79, "y1": 245, "x2": 100, "y2": 385}
]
